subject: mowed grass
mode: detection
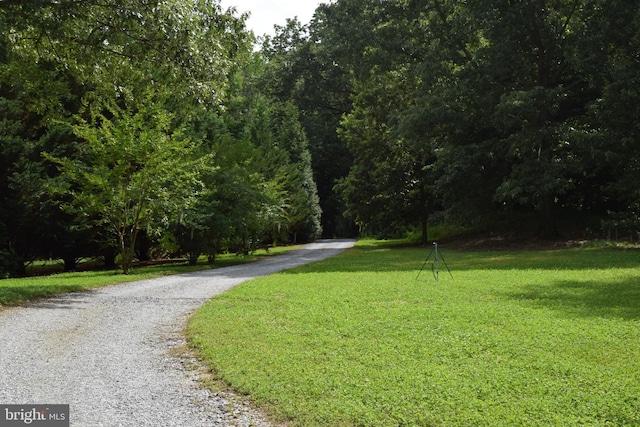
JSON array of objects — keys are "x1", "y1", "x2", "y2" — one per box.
[
  {"x1": 0, "y1": 248, "x2": 285, "y2": 307},
  {"x1": 188, "y1": 240, "x2": 640, "y2": 426}
]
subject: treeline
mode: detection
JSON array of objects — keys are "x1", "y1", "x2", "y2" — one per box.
[
  {"x1": 0, "y1": 0, "x2": 321, "y2": 275},
  {"x1": 2, "y1": 1, "x2": 640, "y2": 276},
  {"x1": 263, "y1": 0, "x2": 640, "y2": 243}
]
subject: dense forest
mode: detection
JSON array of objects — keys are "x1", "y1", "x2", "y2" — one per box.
[{"x1": 1, "y1": 0, "x2": 639, "y2": 276}]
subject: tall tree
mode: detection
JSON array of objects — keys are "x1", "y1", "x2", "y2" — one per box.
[
  {"x1": 247, "y1": 95, "x2": 322, "y2": 243},
  {"x1": 468, "y1": 0, "x2": 600, "y2": 236},
  {"x1": 0, "y1": 0, "x2": 249, "y2": 274},
  {"x1": 261, "y1": 15, "x2": 356, "y2": 237},
  {"x1": 340, "y1": 0, "x2": 618, "y2": 239},
  {"x1": 595, "y1": 2, "x2": 640, "y2": 233},
  {"x1": 50, "y1": 93, "x2": 203, "y2": 274},
  {"x1": 0, "y1": 16, "x2": 93, "y2": 274}
]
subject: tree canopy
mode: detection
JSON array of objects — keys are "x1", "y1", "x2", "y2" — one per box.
[
  {"x1": 1, "y1": 0, "x2": 639, "y2": 275},
  {"x1": 264, "y1": 0, "x2": 640, "y2": 242},
  {"x1": 0, "y1": 0, "x2": 321, "y2": 275}
]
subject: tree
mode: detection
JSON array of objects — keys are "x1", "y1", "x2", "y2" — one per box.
[
  {"x1": 51, "y1": 93, "x2": 203, "y2": 274},
  {"x1": 332, "y1": 0, "x2": 435, "y2": 240},
  {"x1": 261, "y1": 15, "x2": 356, "y2": 237},
  {"x1": 337, "y1": 0, "x2": 620, "y2": 239},
  {"x1": 246, "y1": 95, "x2": 322, "y2": 244},
  {"x1": 467, "y1": 1, "x2": 598, "y2": 236},
  {"x1": 0, "y1": 0, "x2": 250, "y2": 107},
  {"x1": 266, "y1": 100, "x2": 322, "y2": 242},
  {"x1": 588, "y1": 2, "x2": 640, "y2": 237},
  {"x1": 0, "y1": 20, "x2": 93, "y2": 274},
  {"x1": 1, "y1": 0, "x2": 249, "y2": 274}
]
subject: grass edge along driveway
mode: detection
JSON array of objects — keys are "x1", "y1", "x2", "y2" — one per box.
[
  {"x1": 0, "y1": 248, "x2": 288, "y2": 308},
  {"x1": 188, "y1": 240, "x2": 640, "y2": 427}
]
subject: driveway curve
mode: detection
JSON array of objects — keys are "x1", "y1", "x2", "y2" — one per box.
[{"x1": 0, "y1": 239, "x2": 356, "y2": 426}]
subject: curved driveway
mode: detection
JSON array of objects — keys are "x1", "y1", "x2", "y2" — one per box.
[{"x1": 0, "y1": 239, "x2": 355, "y2": 426}]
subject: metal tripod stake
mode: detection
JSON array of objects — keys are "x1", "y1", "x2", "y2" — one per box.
[{"x1": 416, "y1": 242, "x2": 453, "y2": 281}]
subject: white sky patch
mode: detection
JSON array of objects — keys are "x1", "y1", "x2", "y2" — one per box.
[{"x1": 220, "y1": 0, "x2": 324, "y2": 39}]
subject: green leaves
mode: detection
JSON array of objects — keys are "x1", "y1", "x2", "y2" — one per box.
[
  {"x1": 302, "y1": 0, "x2": 640, "y2": 238},
  {"x1": 2, "y1": 0, "x2": 248, "y2": 106},
  {"x1": 49, "y1": 92, "x2": 203, "y2": 273},
  {"x1": 0, "y1": 0, "x2": 255, "y2": 274}
]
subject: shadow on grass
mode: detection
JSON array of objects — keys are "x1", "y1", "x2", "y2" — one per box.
[
  {"x1": 504, "y1": 277, "x2": 640, "y2": 320},
  {"x1": 280, "y1": 242, "x2": 640, "y2": 320},
  {"x1": 284, "y1": 243, "x2": 640, "y2": 274},
  {"x1": 450, "y1": 249, "x2": 640, "y2": 271}
]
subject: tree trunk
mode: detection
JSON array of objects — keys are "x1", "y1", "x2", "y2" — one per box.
[
  {"x1": 118, "y1": 231, "x2": 133, "y2": 275},
  {"x1": 187, "y1": 252, "x2": 199, "y2": 266},
  {"x1": 63, "y1": 256, "x2": 77, "y2": 272}
]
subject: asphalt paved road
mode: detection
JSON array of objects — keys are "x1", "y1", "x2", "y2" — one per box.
[{"x1": 0, "y1": 239, "x2": 355, "y2": 426}]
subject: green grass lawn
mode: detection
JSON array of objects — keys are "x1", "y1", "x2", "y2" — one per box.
[
  {"x1": 0, "y1": 248, "x2": 285, "y2": 307},
  {"x1": 188, "y1": 240, "x2": 640, "y2": 426}
]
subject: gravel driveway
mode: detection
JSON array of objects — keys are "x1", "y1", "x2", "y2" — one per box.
[{"x1": 0, "y1": 239, "x2": 355, "y2": 426}]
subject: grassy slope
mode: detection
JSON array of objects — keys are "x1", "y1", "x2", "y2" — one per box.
[{"x1": 188, "y1": 240, "x2": 640, "y2": 426}]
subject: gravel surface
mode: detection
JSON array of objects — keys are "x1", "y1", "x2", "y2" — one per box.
[{"x1": 0, "y1": 239, "x2": 355, "y2": 426}]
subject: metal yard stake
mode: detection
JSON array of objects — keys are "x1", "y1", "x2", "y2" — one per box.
[{"x1": 416, "y1": 242, "x2": 453, "y2": 281}]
